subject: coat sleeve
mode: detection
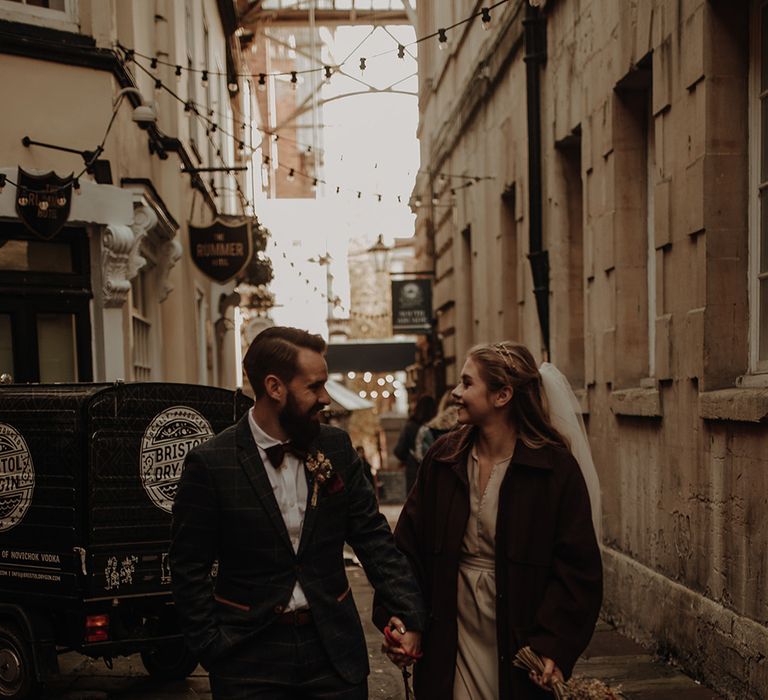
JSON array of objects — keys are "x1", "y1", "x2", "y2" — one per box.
[
  {"x1": 527, "y1": 459, "x2": 603, "y2": 678},
  {"x1": 371, "y1": 444, "x2": 432, "y2": 632},
  {"x1": 168, "y1": 451, "x2": 224, "y2": 669},
  {"x1": 340, "y1": 432, "x2": 427, "y2": 633}
]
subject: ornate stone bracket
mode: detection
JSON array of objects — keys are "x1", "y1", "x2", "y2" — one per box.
[
  {"x1": 101, "y1": 203, "x2": 157, "y2": 308},
  {"x1": 157, "y1": 238, "x2": 183, "y2": 302}
]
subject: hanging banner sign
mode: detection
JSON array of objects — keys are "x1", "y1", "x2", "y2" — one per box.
[
  {"x1": 15, "y1": 168, "x2": 73, "y2": 240},
  {"x1": 391, "y1": 278, "x2": 433, "y2": 333},
  {"x1": 189, "y1": 217, "x2": 252, "y2": 283}
]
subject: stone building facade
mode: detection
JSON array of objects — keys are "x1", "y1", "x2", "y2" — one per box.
[
  {"x1": 0, "y1": 0, "x2": 261, "y2": 388},
  {"x1": 413, "y1": 1, "x2": 766, "y2": 697}
]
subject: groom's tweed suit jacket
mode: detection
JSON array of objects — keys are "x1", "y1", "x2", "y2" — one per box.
[{"x1": 169, "y1": 414, "x2": 426, "y2": 683}]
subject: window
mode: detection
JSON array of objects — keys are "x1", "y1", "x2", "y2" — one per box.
[
  {"x1": 751, "y1": 0, "x2": 768, "y2": 372},
  {"x1": 130, "y1": 268, "x2": 152, "y2": 381},
  {"x1": 185, "y1": 2, "x2": 198, "y2": 154},
  {"x1": 0, "y1": 0, "x2": 78, "y2": 33}
]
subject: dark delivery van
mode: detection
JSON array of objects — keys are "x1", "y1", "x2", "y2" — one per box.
[{"x1": 0, "y1": 382, "x2": 251, "y2": 699}]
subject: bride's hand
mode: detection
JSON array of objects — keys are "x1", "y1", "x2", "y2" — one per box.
[{"x1": 529, "y1": 656, "x2": 564, "y2": 692}]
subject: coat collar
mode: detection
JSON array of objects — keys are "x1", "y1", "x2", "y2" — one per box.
[{"x1": 431, "y1": 425, "x2": 555, "y2": 473}]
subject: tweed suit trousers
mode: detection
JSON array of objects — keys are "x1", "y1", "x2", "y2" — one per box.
[{"x1": 209, "y1": 621, "x2": 367, "y2": 699}]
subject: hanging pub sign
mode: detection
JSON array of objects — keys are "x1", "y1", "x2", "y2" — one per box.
[
  {"x1": 15, "y1": 168, "x2": 74, "y2": 240},
  {"x1": 391, "y1": 278, "x2": 433, "y2": 333},
  {"x1": 189, "y1": 217, "x2": 252, "y2": 283}
]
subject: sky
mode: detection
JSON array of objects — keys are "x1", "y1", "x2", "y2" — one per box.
[{"x1": 256, "y1": 22, "x2": 419, "y2": 336}]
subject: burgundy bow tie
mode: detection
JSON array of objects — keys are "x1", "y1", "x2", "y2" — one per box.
[{"x1": 265, "y1": 442, "x2": 304, "y2": 469}]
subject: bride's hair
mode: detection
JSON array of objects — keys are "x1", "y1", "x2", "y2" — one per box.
[{"x1": 468, "y1": 341, "x2": 568, "y2": 450}]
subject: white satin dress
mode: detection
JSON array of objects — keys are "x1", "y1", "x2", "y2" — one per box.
[{"x1": 453, "y1": 449, "x2": 513, "y2": 700}]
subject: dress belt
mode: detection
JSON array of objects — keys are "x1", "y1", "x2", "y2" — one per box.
[
  {"x1": 459, "y1": 553, "x2": 495, "y2": 572},
  {"x1": 274, "y1": 608, "x2": 313, "y2": 626}
]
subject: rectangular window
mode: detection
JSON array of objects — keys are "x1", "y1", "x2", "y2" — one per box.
[
  {"x1": 0, "y1": 0, "x2": 78, "y2": 32},
  {"x1": 751, "y1": 0, "x2": 768, "y2": 372},
  {"x1": 37, "y1": 313, "x2": 78, "y2": 382}
]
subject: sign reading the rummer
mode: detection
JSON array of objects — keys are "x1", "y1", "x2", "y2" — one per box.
[
  {"x1": 189, "y1": 217, "x2": 252, "y2": 283},
  {"x1": 392, "y1": 278, "x2": 433, "y2": 333},
  {"x1": 15, "y1": 168, "x2": 73, "y2": 240}
]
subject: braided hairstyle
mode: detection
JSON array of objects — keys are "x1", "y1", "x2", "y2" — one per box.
[{"x1": 468, "y1": 341, "x2": 569, "y2": 450}]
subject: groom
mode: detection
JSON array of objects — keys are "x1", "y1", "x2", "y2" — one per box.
[{"x1": 170, "y1": 326, "x2": 424, "y2": 698}]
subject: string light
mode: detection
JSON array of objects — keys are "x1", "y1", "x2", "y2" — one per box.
[
  {"x1": 359, "y1": 57, "x2": 367, "y2": 73},
  {"x1": 324, "y1": 65, "x2": 333, "y2": 82},
  {"x1": 126, "y1": 54, "x2": 496, "y2": 205},
  {"x1": 201, "y1": 70, "x2": 208, "y2": 85},
  {"x1": 397, "y1": 44, "x2": 406, "y2": 59},
  {"x1": 0, "y1": 174, "x2": 5, "y2": 192},
  {"x1": 290, "y1": 71, "x2": 298, "y2": 89},
  {"x1": 150, "y1": 57, "x2": 158, "y2": 70},
  {"x1": 481, "y1": 7, "x2": 492, "y2": 29},
  {"x1": 287, "y1": 168, "x2": 295, "y2": 182},
  {"x1": 438, "y1": 28, "x2": 448, "y2": 50},
  {"x1": 175, "y1": 64, "x2": 182, "y2": 78},
  {"x1": 154, "y1": 78, "x2": 162, "y2": 93},
  {"x1": 258, "y1": 73, "x2": 266, "y2": 91}
]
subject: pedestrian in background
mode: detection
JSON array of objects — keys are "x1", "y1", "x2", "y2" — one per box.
[
  {"x1": 413, "y1": 389, "x2": 459, "y2": 463},
  {"x1": 170, "y1": 326, "x2": 425, "y2": 699},
  {"x1": 379, "y1": 341, "x2": 602, "y2": 699},
  {"x1": 394, "y1": 394, "x2": 436, "y2": 495}
]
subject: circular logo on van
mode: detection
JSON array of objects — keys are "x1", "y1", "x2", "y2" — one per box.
[
  {"x1": 0, "y1": 423, "x2": 34, "y2": 532},
  {"x1": 140, "y1": 407, "x2": 214, "y2": 513}
]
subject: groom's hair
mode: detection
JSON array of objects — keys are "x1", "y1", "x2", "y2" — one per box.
[{"x1": 243, "y1": 326, "x2": 326, "y2": 398}]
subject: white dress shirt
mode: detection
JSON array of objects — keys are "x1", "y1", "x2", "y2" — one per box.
[{"x1": 248, "y1": 409, "x2": 309, "y2": 611}]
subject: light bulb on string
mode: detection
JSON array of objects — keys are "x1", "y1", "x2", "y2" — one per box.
[
  {"x1": 312, "y1": 178, "x2": 318, "y2": 190},
  {"x1": 397, "y1": 44, "x2": 406, "y2": 59},
  {"x1": 336, "y1": 186, "x2": 340, "y2": 194},
  {"x1": 0, "y1": 174, "x2": 6, "y2": 192},
  {"x1": 39, "y1": 200, "x2": 49, "y2": 211},
  {"x1": 481, "y1": 7, "x2": 491, "y2": 29},
  {"x1": 324, "y1": 65, "x2": 333, "y2": 83},
  {"x1": 154, "y1": 78, "x2": 162, "y2": 95},
  {"x1": 258, "y1": 73, "x2": 266, "y2": 91},
  {"x1": 439, "y1": 173, "x2": 447, "y2": 185},
  {"x1": 287, "y1": 168, "x2": 295, "y2": 182},
  {"x1": 414, "y1": 195, "x2": 423, "y2": 207},
  {"x1": 290, "y1": 71, "x2": 298, "y2": 89},
  {"x1": 438, "y1": 28, "x2": 448, "y2": 50},
  {"x1": 432, "y1": 192, "x2": 440, "y2": 205},
  {"x1": 359, "y1": 57, "x2": 367, "y2": 73},
  {"x1": 56, "y1": 195, "x2": 66, "y2": 206},
  {"x1": 73, "y1": 179, "x2": 81, "y2": 195},
  {"x1": 18, "y1": 192, "x2": 29, "y2": 206},
  {"x1": 150, "y1": 56, "x2": 158, "y2": 70},
  {"x1": 201, "y1": 70, "x2": 208, "y2": 85},
  {"x1": 175, "y1": 64, "x2": 182, "y2": 79}
]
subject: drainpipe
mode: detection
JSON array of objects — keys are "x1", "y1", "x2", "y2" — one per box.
[{"x1": 523, "y1": 3, "x2": 549, "y2": 356}]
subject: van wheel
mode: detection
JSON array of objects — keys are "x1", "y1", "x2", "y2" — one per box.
[
  {"x1": 0, "y1": 622, "x2": 37, "y2": 699},
  {"x1": 140, "y1": 640, "x2": 198, "y2": 681}
]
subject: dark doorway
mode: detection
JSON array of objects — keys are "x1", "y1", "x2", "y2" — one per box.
[{"x1": 0, "y1": 223, "x2": 93, "y2": 383}]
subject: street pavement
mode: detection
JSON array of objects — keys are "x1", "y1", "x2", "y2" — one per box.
[{"x1": 39, "y1": 505, "x2": 723, "y2": 699}]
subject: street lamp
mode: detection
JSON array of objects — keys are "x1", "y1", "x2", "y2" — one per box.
[{"x1": 367, "y1": 234, "x2": 391, "y2": 273}]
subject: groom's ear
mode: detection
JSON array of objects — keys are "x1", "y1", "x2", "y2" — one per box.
[{"x1": 264, "y1": 374, "x2": 285, "y2": 402}]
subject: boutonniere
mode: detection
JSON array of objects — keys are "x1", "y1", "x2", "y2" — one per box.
[{"x1": 305, "y1": 450, "x2": 344, "y2": 506}]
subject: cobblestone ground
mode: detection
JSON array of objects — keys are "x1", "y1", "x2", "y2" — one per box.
[{"x1": 37, "y1": 506, "x2": 724, "y2": 699}]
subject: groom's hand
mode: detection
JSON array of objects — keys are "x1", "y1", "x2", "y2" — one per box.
[{"x1": 382, "y1": 616, "x2": 422, "y2": 669}]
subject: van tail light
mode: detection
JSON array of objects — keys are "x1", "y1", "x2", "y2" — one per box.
[{"x1": 85, "y1": 614, "x2": 109, "y2": 643}]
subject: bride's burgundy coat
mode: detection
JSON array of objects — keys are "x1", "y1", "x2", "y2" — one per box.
[{"x1": 376, "y1": 426, "x2": 603, "y2": 700}]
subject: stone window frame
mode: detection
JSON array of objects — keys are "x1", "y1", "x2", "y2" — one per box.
[
  {"x1": 749, "y1": 0, "x2": 768, "y2": 377},
  {"x1": 0, "y1": 0, "x2": 78, "y2": 33}
]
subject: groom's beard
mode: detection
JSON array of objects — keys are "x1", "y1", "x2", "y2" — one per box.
[{"x1": 279, "y1": 392, "x2": 323, "y2": 449}]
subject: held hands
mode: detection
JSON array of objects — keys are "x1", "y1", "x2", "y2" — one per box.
[
  {"x1": 381, "y1": 616, "x2": 422, "y2": 669},
  {"x1": 529, "y1": 656, "x2": 564, "y2": 694}
]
